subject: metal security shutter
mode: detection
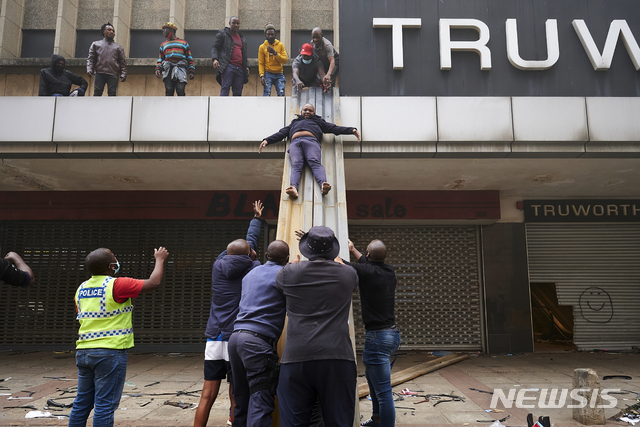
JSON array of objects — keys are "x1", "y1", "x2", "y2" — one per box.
[
  {"x1": 348, "y1": 225, "x2": 482, "y2": 350},
  {"x1": 527, "y1": 223, "x2": 640, "y2": 350},
  {"x1": 0, "y1": 220, "x2": 265, "y2": 351}
]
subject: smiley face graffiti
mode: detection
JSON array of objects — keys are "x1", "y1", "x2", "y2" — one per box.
[{"x1": 578, "y1": 286, "x2": 614, "y2": 324}]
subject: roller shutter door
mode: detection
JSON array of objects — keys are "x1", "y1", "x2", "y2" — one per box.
[
  {"x1": 527, "y1": 223, "x2": 640, "y2": 350},
  {"x1": 348, "y1": 225, "x2": 482, "y2": 350},
  {"x1": 0, "y1": 220, "x2": 265, "y2": 351}
]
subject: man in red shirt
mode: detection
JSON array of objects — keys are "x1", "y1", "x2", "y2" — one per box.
[
  {"x1": 68, "y1": 246, "x2": 169, "y2": 427},
  {"x1": 212, "y1": 16, "x2": 249, "y2": 96}
]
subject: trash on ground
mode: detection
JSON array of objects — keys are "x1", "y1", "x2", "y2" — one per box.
[
  {"x1": 613, "y1": 401, "x2": 640, "y2": 425},
  {"x1": 144, "y1": 381, "x2": 160, "y2": 387},
  {"x1": 603, "y1": 375, "x2": 632, "y2": 380},
  {"x1": 25, "y1": 410, "x2": 69, "y2": 419},
  {"x1": 470, "y1": 387, "x2": 494, "y2": 394},
  {"x1": 124, "y1": 381, "x2": 136, "y2": 387},
  {"x1": 47, "y1": 398, "x2": 73, "y2": 408},
  {"x1": 358, "y1": 353, "x2": 469, "y2": 398},
  {"x1": 163, "y1": 400, "x2": 194, "y2": 409}
]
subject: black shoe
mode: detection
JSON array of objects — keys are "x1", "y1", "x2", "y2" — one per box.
[{"x1": 361, "y1": 417, "x2": 381, "y2": 427}]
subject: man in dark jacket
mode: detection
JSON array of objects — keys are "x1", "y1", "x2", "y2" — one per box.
[
  {"x1": 194, "y1": 200, "x2": 264, "y2": 427},
  {"x1": 39, "y1": 54, "x2": 88, "y2": 97},
  {"x1": 87, "y1": 22, "x2": 127, "y2": 96},
  {"x1": 1, "y1": 252, "x2": 35, "y2": 287},
  {"x1": 259, "y1": 103, "x2": 360, "y2": 199},
  {"x1": 276, "y1": 226, "x2": 359, "y2": 427},
  {"x1": 211, "y1": 16, "x2": 249, "y2": 96}
]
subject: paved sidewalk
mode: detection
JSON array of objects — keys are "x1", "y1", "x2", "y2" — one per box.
[{"x1": 1, "y1": 350, "x2": 638, "y2": 426}]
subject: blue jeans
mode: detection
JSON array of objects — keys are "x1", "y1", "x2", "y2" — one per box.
[
  {"x1": 68, "y1": 348, "x2": 128, "y2": 427},
  {"x1": 220, "y1": 63, "x2": 244, "y2": 96},
  {"x1": 263, "y1": 72, "x2": 285, "y2": 96},
  {"x1": 362, "y1": 329, "x2": 401, "y2": 427}
]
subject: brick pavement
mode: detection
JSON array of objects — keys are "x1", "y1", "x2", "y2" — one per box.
[{"x1": 1, "y1": 350, "x2": 638, "y2": 426}]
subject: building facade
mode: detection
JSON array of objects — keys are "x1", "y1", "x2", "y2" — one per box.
[{"x1": 0, "y1": 0, "x2": 639, "y2": 353}]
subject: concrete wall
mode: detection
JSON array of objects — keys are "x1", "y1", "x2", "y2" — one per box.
[
  {"x1": 23, "y1": 0, "x2": 56, "y2": 28},
  {"x1": 77, "y1": 0, "x2": 115, "y2": 29},
  {"x1": 131, "y1": 0, "x2": 169, "y2": 29},
  {"x1": 184, "y1": 0, "x2": 224, "y2": 30},
  {"x1": 239, "y1": 0, "x2": 278, "y2": 30},
  {"x1": 291, "y1": 0, "x2": 331, "y2": 30}
]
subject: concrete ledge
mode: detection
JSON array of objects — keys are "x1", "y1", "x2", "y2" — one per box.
[
  {"x1": 587, "y1": 97, "x2": 640, "y2": 142},
  {"x1": 209, "y1": 96, "x2": 285, "y2": 142},
  {"x1": 438, "y1": 97, "x2": 513, "y2": 142},
  {"x1": 509, "y1": 142, "x2": 586, "y2": 158},
  {"x1": 131, "y1": 96, "x2": 209, "y2": 142},
  {"x1": 339, "y1": 96, "x2": 361, "y2": 158},
  {"x1": 512, "y1": 97, "x2": 588, "y2": 142},
  {"x1": 435, "y1": 142, "x2": 511, "y2": 158},
  {"x1": 2, "y1": 96, "x2": 640, "y2": 158},
  {"x1": 54, "y1": 97, "x2": 132, "y2": 142},
  {"x1": 0, "y1": 97, "x2": 55, "y2": 142},
  {"x1": 362, "y1": 97, "x2": 437, "y2": 142}
]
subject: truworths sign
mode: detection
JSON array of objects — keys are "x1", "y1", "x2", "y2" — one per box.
[{"x1": 340, "y1": 0, "x2": 640, "y2": 96}]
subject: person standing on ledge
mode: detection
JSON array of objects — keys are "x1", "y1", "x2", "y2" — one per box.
[
  {"x1": 258, "y1": 23, "x2": 287, "y2": 97},
  {"x1": 155, "y1": 22, "x2": 195, "y2": 96},
  {"x1": 87, "y1": 22, "x2": 127, "y2": 96},
  {"x1": 212, "y1": 16, "x2": 249, "y2": 96},
  {"x1": 258, "y1": 103, "x2": 360, "y2": 199}
]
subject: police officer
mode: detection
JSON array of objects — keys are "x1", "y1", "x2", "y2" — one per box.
[{"x1": 68, "y1": 246, "x2": 169, "y2": 427}]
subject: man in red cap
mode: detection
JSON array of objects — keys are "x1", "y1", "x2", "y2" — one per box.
[{"x1": 291, "y1": 43, "x2": 326, "y2": 92}]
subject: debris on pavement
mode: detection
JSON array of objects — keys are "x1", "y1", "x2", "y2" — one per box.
[
  {"x1": 4, "y1": 404, "x2": 37, "y2": 409},
  {"x1": 469, "y1": 387, "x2": 494, "y2": 394},
  {"x1": 25, "y1": 410, "x2": 69, "y2": 419},
  {"x1": 163, "y1": 400, "x2": 194, "y2": 409},
  {"x1": 144, "y1": 381, "x2": 160, "y2": 387},
  {"x1": 46, "y1": 398, "x2": 73, "y2": 408},
  {"x1": 612, "y1": 401, "x2": 640, "y2": 425},
  {"x1": 603, "y1": 375, "x2": 632, "y2": 380},
  {"x1": 358, "y1": 353, "x2": 469, "y2": 398}
]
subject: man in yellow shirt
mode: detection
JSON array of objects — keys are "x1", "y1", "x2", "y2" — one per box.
[{"x1": 258, "y1": 23, "x2": 288, "y2": 96}]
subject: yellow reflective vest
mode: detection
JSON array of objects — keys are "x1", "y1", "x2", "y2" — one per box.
[{"x1": 74, "y1": 276, "x2": 134, "y2": 349}]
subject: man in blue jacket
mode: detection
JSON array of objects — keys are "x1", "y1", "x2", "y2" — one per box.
[
  {"x1": 228, "y1": 240, "x2": 290, "y2": 427},
  {"x1": 259, "y1": 103, "x2": 360, "y2": 199},
  {"x1": 194, "y1": 200, "x2": 264, "y2": 427}
]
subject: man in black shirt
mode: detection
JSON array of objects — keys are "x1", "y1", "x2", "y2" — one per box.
[
  {"x1": 342, "y1": 239, "x2": 400, "y2": 427},
  {"x1": 39, "y1": 54, "x2": 88, "y2": 97},
  {"x1": 1, "y1": 252, "x2": 34, "y2": 287}
]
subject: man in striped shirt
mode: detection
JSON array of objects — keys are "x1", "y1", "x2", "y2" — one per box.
[{"x1": 155, "y1": 22, "x2": 195, "y2": 96}]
